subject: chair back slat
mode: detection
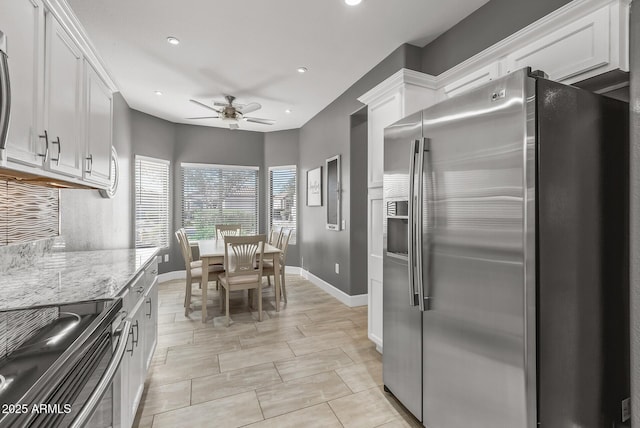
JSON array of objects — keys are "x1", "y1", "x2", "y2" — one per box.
[
  {"x1": 223, "y1": 235, "x2": 266, "y2": 281},
  {"x1": 268, "y1": 227, "x2": 283, "y2": 246},
  {"x1": 278, "y1": 228, "x2": 293, "y2": 263},
  {"x1": 216, "y1": 224, "x2": 242, "y2": 239},
  {"x1": 175, "y1": 228, "x2": 192, "y2": 266}
]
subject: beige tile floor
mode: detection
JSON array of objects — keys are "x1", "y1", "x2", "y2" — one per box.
[{"x1": 133, "y1": 275, "x2": 422, "y2": 428}]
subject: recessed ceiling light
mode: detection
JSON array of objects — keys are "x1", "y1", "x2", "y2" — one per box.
[
  {"x1": 297, "y1": 67, "x2": 308, "y2": 73},
  {"x1": 154, "y1": 91, "x2": 163, "y2": 96},
  {"x1": 166, "y1": 36, "x2": 180, "y2": 45},
  {"x1": 345, "y1": 0, "x2": 362, "y2": 5},
  {"x1": 285, "y1": 109, "x2": 292, "y2": 114}
]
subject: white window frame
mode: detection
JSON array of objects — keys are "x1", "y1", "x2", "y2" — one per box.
[
  {"x1": 268, "y1": 165, "x2": 297, "y2": 245},
  {"x1": 134, "y1": 155, "x2": 171, "y2": 249}
]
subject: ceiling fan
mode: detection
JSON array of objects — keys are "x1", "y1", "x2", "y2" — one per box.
[{"x1": 187, "y1": 95, "x2": 275, "y2": 130}]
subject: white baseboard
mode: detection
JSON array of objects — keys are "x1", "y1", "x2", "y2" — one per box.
[
  {"x1": 284, "y1": 266, "x2": 302, "y2": 275},
  {"x1": 157, "y1": 270, "x2": 185, "y2": 283},
  {"x1": 300, "y1": 268, "x2": 368, "y2": 307}
]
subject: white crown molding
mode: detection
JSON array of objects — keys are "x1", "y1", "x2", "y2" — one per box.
[
  {"x1": 358, "y1": 68, "x2": 438, "y2": 106},
  {"x1": 300, "y1": 268, "x2": 368, "y2": 307},
  {"x1": 45, "y1": 0, "x2": 119, "y2": 92}
]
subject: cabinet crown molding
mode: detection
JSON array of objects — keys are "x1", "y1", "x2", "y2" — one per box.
[{"x1": 358, "y1": 68, "x2": 438, "y2": 106}]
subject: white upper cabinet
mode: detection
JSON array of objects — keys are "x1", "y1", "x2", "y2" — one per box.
[
  {"x1": 438, "y1": 0, "x2": 629, "y2": 98},
  {"x1": 359, "y1": 70, "x2": 438, "y2": 189},
  {"x1": 0, "y1": 0, "x2": 116, "y2": 188},
  {"x1": 0, "y1": 0, "x2": 46, "y2": 167},
  {"x1": 504, "y1": 6, "x2": 611, "y2": 82},
  {"x1": 444, "y1": 61, "x2": 502, "y2": 98},
  {"x1": 44, "y1": 12, "x2": 83, "y2": 178},
  {"x1": 84, "y1": 61, "x2": 113, "y2": 186}
]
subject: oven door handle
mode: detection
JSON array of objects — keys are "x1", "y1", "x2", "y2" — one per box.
[{"x1": 70, "y1": 319, "x2": 132, "y2": 428}]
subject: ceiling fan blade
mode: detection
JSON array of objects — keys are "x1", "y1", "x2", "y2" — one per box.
[
  {"x1": 244, "y1": 117, "x2": 274, "y2": 125},
  {"x1": 189, "y1": 99, "x2": 220, "y2": 112},
  {"x1": 186, "y1": 116, "x2": 219, "y2": 119},
  {"x1": 229, "y1": 123, "x2": 240, "y2": 130},
  {"x1": 236, "y1": 102, "x2": 261, "y2": 114},
  {"x1": 213, "y1": 101, "x2": 228, "y2": 107}
]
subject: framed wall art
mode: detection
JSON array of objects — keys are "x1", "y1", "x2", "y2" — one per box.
[{"x1": 307, "y1": 166, "x2": 322, "y2": 206}]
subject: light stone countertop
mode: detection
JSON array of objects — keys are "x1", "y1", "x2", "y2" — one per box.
[{"x1": 0, "y1": 247, "x2": 159, "y2": 312}]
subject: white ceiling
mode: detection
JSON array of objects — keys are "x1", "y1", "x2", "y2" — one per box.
[{"x1": 67, "y1": 0, "x2": 489, "y2": 132}]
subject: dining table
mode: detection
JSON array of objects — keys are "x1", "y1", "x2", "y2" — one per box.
[{"x1": 197, "y1": 239, "x2": 283, "y2": 323}]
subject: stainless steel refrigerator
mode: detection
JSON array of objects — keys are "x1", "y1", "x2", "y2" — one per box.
[{"x1": 383, "y1": 67, "x2": 630, "y2": 428}]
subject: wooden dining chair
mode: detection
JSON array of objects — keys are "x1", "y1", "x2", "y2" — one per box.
[
  {"x1": 218, "y1": 234, "x2": 266, "y2": 326},
  {"x1": 268, "y1": 227, "x2": 283, "y2": 247},
  {"x1": 215, "y1": 224, "x2": 242, "y2": 239},
  {"x1": 175, "y1": 228, "x2": 224, "y2": 316},
  {"x1": 263, "y1": 228, "x2": 292, "y2": 303}
]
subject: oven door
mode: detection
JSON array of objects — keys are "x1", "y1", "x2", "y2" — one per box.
[
  {"x1": 0, "y1": 300, "x2": 130, "y2": 428},
  {"x1": 65, "y1": 318, "x2": 132, "y2": 428}
]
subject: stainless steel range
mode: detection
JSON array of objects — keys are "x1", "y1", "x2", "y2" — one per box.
[{"x1": 0, "y1": 298, "x2": 131, "y2": 428}]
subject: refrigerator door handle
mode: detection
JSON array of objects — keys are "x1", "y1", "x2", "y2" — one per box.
[
  {"x1": 415, "y1": 138, "x2": 426, "y2": 311},
  {"x1": 419, "y1": 137, "x2": 433, "y2": 311},
  {"x1": 407, "y1": 139, "x2": 418, "y2": 306}
]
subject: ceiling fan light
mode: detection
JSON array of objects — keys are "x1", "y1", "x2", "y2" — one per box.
[{"x1": 167, "y1": 36, "x2": 180, "y2": 45}]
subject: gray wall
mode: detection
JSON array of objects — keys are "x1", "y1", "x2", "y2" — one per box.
[
  {"x1": 59, "y1": 93, "x2": 134, "y2": 250},
  {"x1": 349, "y1": 109, "x2": 368, "y2": 295},
  {"x1": 421, "y1": 0, "x2": 573, "y2": 75},
  {"x1": 298, "y1": 44, "x2": 421, "y2": 296},
  {"x1": 264, "y1": 129, "x2": 300, "y2": 267},
  {"x1": 629, "y1": 1, "x2": 639, "y2": 424},
  {"x1": 130, "y1": 110, "x2": 177, "y2": 273}
]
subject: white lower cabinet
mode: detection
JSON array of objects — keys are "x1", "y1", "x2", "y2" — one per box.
[
  {"x1": 119, "y1": 261, "x2": 158, "y2": 428},
  {"x1": 143, "y1": 279, "x2": 158, "y2": 371}
]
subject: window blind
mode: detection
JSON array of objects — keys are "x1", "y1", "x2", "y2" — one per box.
[
  {"x1": 269, "y1": 166, "x2": 297, "y2": 244},
  {"x1": 181, "y1": 163, "x2": 259, "y2": 241},
  {"x1": 135, "y1": 156, "x2": 170, "y2": 249}
]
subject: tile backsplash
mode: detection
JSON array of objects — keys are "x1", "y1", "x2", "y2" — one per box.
[{"x1": 0, "y1": 179, "x2": 59, "y2": 246}]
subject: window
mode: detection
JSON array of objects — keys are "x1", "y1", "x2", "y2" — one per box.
[
  {"x1": 181, "y1": 163, "x2": 259, "y2": 240},
  {"x1": 135, "y1": 156, "x2": 170, "y2": 248},
  {"x1": 269, "y1": 165, "x2": 297, "y2": 244}
]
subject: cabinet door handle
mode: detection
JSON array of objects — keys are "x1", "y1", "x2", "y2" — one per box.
[
  {"x1": 146, "y1": 298, "x2": 152, "y2": 319},
  {"x1": 38, "y1": 130, "x2": 49, "y2": 163},
  {"x1": 51, "y1": 136, "x2": 61, "y2": 165},
  {"x1": 127, "y1": 327, "x2": 135, "y2": 356},
  {"x1": 85, "y1": 154, "x2": 93, "y2": 173},
  {"x1": 137, "y1": 285, "x2": 145, "y2": 295},
  {"x1": 132, "y1": 320, "x2": 139, "y2": 348}
]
